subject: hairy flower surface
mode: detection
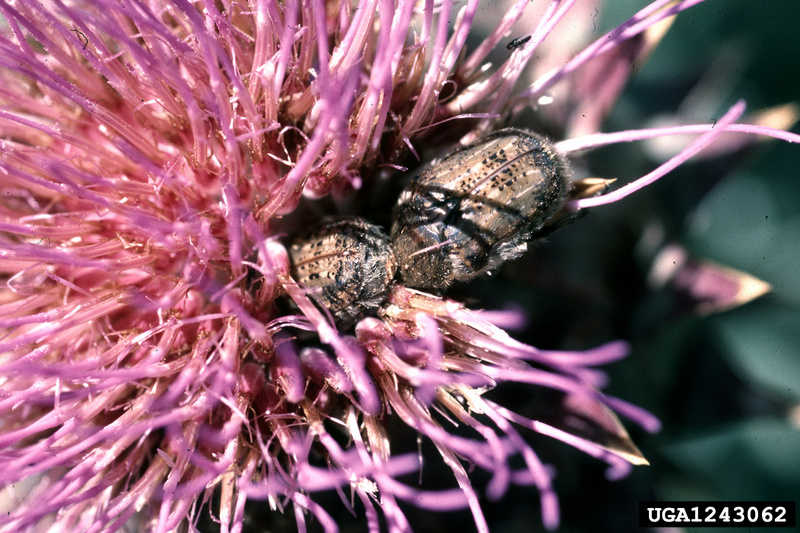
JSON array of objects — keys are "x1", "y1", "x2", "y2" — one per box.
[{"x1": 1, "y1": 0, "x2": 798, "y2": 532}]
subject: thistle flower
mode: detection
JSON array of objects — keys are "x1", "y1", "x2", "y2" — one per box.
[{"x1": 1, "y1": 1, "x2": 798, "y2": 532}]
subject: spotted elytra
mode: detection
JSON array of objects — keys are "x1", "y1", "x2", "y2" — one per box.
[
  {"x1": 391, "y1": 128, "x2": 570, "y2": 289},
  {"x1": 288, "y1": 217, "x2": 397, "y2": 323}
]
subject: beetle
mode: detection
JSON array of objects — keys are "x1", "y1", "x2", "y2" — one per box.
[
  {"x1": 506, "y1": 35, "x2": 531, "y2": 50},
  {"x1": 391, "y1": 128, "x2": 569, "y2": 289},
  {"x1": 289, "y1": 217, "x2": 397, "y2": 323}
]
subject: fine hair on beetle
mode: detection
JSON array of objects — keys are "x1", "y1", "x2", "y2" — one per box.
[
  {"x1": 391, "y1": 128, "x2": 571, "y2": 290},
  {"x1": 288, "y1": 217, "x2": 397, "y2": 325}
]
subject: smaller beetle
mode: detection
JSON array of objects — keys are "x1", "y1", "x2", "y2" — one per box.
[
  {"x1": 506, "y1": 35, "x2": 531, "y2": 50},
  {"x1": 289, "y1": 217, "x2": 397, "y2": 323},
  {"x1": 391, "y1": 128, "x2": 569, "y2": 289}
]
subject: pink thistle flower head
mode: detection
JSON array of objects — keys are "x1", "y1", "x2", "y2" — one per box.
[{"x1": 1, "y1": 0, "x2": 797, "y2": 532}]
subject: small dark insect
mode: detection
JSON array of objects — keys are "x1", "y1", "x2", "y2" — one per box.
[
  {"x1": 289, "y1": 217, "x2": 397, "y2": 323},
  {"x1": 506, "y1": 36, "x2": 531, "y2": 50},
  {"x1": 391, "y1": 128, "x2": 569, "y2": 289}
]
